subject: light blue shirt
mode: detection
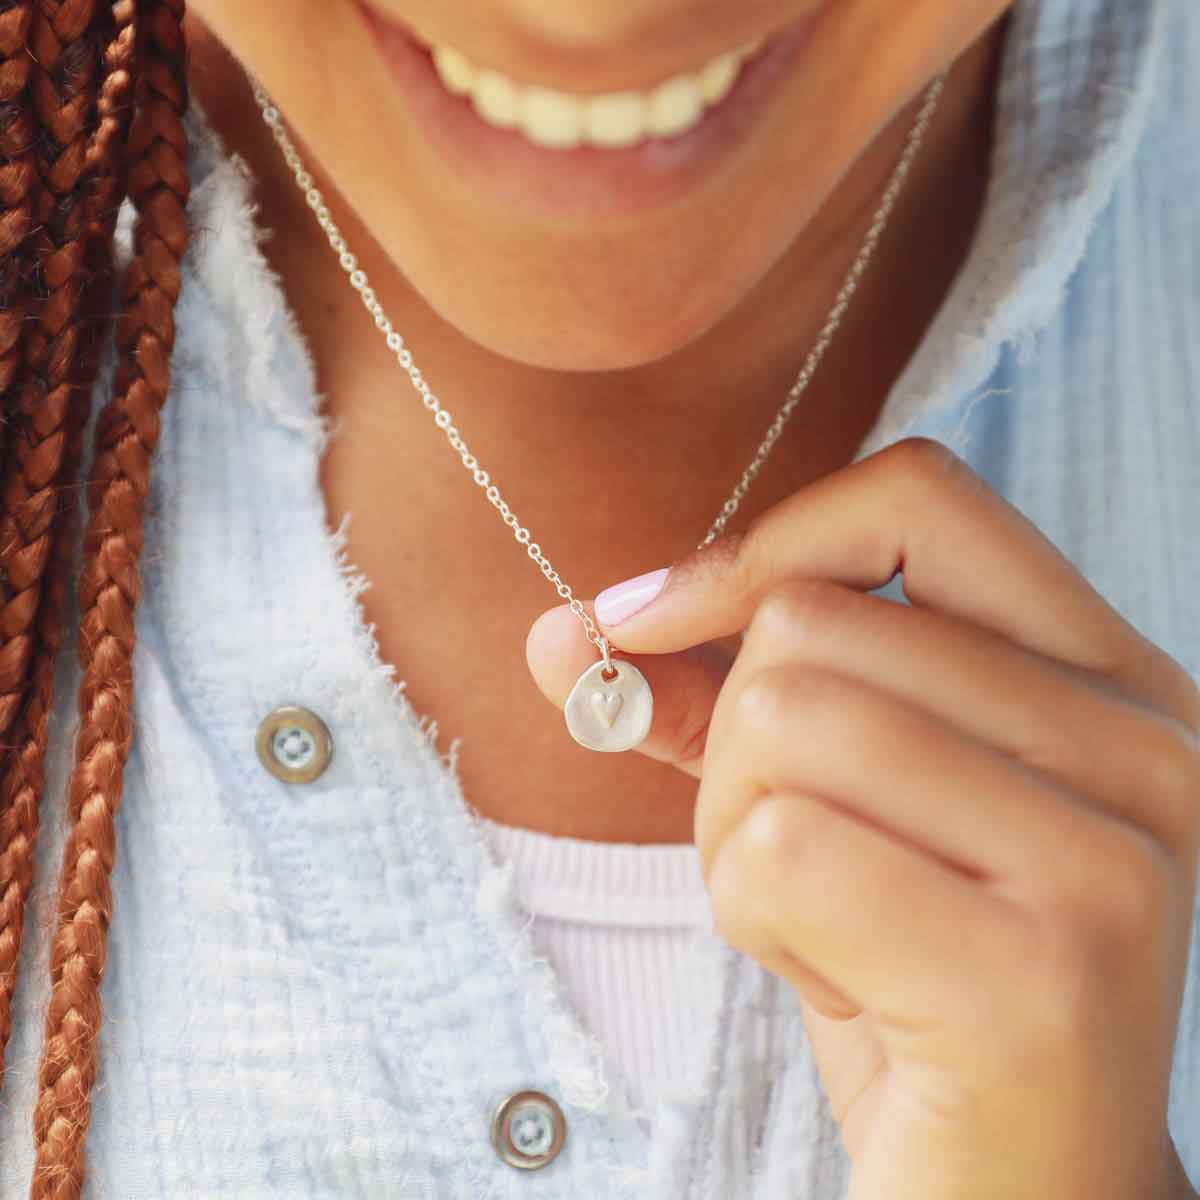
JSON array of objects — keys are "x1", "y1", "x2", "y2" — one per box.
[{"x1": 1, "y1": 0, "x2": 1198, "y2": 1196}]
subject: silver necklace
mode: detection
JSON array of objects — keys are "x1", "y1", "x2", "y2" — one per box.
[{"x1": 252, "y1": 67, "x2": 947, "y2": 754}]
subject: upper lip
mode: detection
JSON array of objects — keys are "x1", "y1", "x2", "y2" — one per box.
[{"x1": 357, "y1": 0, "x2": 796, "y2": 94}]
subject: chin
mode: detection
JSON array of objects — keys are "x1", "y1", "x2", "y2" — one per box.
[
  {"x1": 434, "y1": 293, "x2": 729, "y2": 372},
  {"x1": 397, "y1": 233, "x2": 765, "y2": 373}
]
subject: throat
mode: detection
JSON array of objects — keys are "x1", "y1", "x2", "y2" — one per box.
[{"x1": 191, "y1": 7, "x2": 1004, "y2": 844}]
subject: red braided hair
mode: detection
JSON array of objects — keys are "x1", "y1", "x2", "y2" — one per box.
[{"x1": 0, "y1": 2, "x2": 190, "y2": 1196}]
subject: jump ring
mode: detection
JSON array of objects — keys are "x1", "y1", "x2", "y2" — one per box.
[{"x1": 598, "y1": 636, "x2": 615, "y2": 676}]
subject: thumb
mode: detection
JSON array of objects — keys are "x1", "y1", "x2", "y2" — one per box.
[{"x1": 525, "y1": 603, "x2": 735, "y2": 777}]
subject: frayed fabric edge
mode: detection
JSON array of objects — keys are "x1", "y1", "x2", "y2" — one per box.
[
  {"x1": 326, "y1": 499, "x2": 658, "y2": 1149},
  {"x1": 324, "y1": 506, "x2": 638, "y2": 1148},
  {"x1": 179, "y1": 97, "x2": 334, "y2": 452},
  {"x1": 474, "y1": 861, "x2": 613, "y2": 1113},
  {"x1": 324, "y1": 510, "x2": 463, "y2": 777},
  {"x1": 856, "y1": 1, "x2": 1166, "y2": 471},
  {"x1": 472, "y1": 848, "x2": 651, "y2": 1191},
  {"x1": 321, "y1": 468, "x2": 624, "y2": 1121}
]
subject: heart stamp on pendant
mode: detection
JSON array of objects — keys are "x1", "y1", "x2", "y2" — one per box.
[
  {"x1": 564, "y1": 659, "x2": 654, "y2": 752},
  {"x1": 591, "y1": 690, "x2": 623, "y2": 728}
]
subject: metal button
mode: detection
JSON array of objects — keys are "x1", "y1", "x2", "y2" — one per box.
[
  {"x1": 490, "y1": 1090, "x2": 566, "y2": 1170},
  {"x1": 256, "y1": 705, "x2": 334, "y2": 784}
]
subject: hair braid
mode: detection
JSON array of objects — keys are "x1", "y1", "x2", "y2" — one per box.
[
  {"x1": 0, "y1": 0, "x2": 45, "y2": 1068},
  {"x1": 0, "y1": 0, "x2": 106, "y2": 1076},
  {"x1": 0, "y1": 0, "x2": 38, "y2": 417},
  {"x1": 27, "y1": 0, "x2": 189, "y2": 1195},
  {"x1": 0, "y1": 0, "x2": 139, "y2": 1084}
]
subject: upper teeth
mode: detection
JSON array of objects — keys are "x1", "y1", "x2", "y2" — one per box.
[{"x1": 432, "y1": 38, "x2": 765, "y2": 150}]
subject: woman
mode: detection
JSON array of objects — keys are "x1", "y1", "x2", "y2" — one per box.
[{"x1": 0, "y1": 0, "x2": 1196, "y2": 1195}]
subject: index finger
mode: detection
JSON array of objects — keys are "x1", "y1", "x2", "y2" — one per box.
[{"x1": 595, "y1": 438, "x2": 1187, "y2": 713}]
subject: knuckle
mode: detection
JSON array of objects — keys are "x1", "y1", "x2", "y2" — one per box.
[
  {"x1": 1038, "y1": 819, "x2": 1170, "y2": 961},
  {"x1": 737, "y1": 794, "x2": 819, "y2": 877},
  {"x1": 883, "y1": 437, "x2": 994, "y2": 523},
  {"x1": 732, "y1": 665, "x2": 796, "y2": 735},
  {"x1": 707, "y1": 852, "x2": 758, "y2": 952},
  {"x1": 748, "y1": 579, "x2": 849, "y2": 648},
  {"x1": 1160, "y1": 658, "x2": 1200, "y2": 736},
  {"x1": 749, "y1": 585, "x2": 809, "y2": 643},
  {"x1": 731, "y1": 664, "x2": 849, "y2": 742},
  {"x1": 999, "y1": 823, "x2": 1172, "y2": 1080},
  {"x1": 885, "y1": 436, "x2": 974, "y2": 490},
  {"x1": 706, "y1": 806, "x2": 789, "y2": 953},
  {"x1": 1096, "y1": 829, "x2": 1173, "y2": 945},
  {"x1": 1136, "y1": 713, "x2": 1200, "y2": 851},
  {"x1": 708, "y1": 795, "x2": 828, "y2": 953},
  {"x1": 1118, "y1": 643, "x2": 1200, "y2": 735}
]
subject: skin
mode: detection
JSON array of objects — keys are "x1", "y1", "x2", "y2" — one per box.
[
  {"x1": 185, "y1": 2, "x2": 1007, "y2": 844},
  {"x1": 183, "y1": 5, "x2": 1200, "y2": 1194},
  {"x1": 528, "y1": 439, "x2": 1200, "y2": 1198}
]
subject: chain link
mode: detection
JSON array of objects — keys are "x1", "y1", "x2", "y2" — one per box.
[{"x1": 253, "y1": 67, "x2": 946, "y2": 653}]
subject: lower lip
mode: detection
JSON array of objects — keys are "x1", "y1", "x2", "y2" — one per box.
[{"x1": 354, "y1": 4, "x2": 823, "y2": 219}]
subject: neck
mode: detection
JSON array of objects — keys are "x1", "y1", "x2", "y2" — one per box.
[
  {"x1": 186, "y1": 14, "x2": 1004, "y2": 577},
  {"x1": 181, "y1": 15, "x2": 1007, "y2": 842}
]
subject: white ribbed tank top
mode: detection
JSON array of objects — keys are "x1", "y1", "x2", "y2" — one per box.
[{"x1": 474, "y1": 816, "x2": 713, "y2": 1121}]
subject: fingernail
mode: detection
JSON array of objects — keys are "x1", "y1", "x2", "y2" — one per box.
[{"x1": 595, "y1": 567, "x2": 670, "y2": 626}]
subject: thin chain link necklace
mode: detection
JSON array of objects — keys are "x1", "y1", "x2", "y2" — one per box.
[{"x1": 252, "y1": 66, "x2": 947, "y2": 753}]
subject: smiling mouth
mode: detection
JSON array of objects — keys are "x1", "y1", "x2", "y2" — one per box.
[
  {"x1": 420, "y1": 33, "x2": 770, "y2": 151},
  {"x1": 354, "y1": 1, "x2": 824, "y2": 219}
]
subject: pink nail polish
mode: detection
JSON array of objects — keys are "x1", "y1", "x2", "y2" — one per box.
[{"x1": 595, "y1": 567, "x2": 670, "y2": 626}]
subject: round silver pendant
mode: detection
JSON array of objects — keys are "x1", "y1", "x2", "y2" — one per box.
[{"x1": 564, "y1": 658, "x2": 654, "y2": 753}]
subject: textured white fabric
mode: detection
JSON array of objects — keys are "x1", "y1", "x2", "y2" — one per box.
[
  {"x1": 0, "y1": 1, "x2": 1197, "y2": 1197},
  {"x1": 474, "y1": 816, "x2": 711, "y2": 1121}
]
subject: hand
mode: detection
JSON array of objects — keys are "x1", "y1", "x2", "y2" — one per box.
[{"x1": 527, "y1": 438, "x2": 1200, "y2": 1200}]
